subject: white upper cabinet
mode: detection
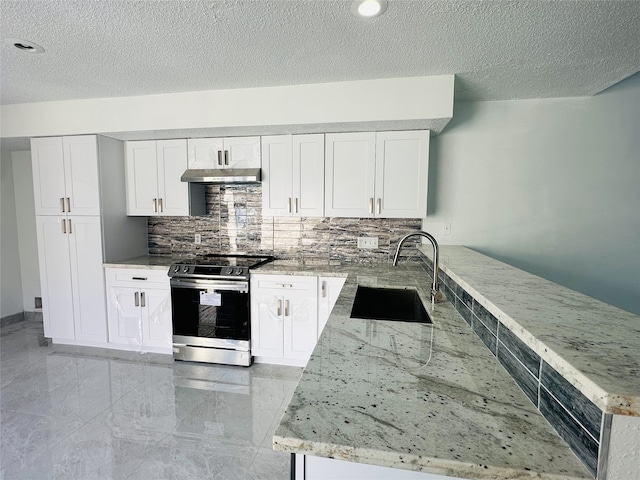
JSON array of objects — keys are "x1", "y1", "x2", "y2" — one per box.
[
  {"x1": 325, "y1": 130, "x2": 430, "y2": 218},
  {"x1": 125, "y1": 139, "x2": 189, "y2": 216},
  {"x1": 375, "y1": 131, "x2": 430, "y2": 218},
  {"x1": 324, "y1": 132, "x2": 376, "y2": 217},
  {"x1": 187, "y1": 136, "x2": 260, "y2": 169},
  {"x1": 262, "y1": 134, "x2": 324, "y2": 217},
  {"x1": 31, "y1": 136, "x2": 100, "y2": 216}
]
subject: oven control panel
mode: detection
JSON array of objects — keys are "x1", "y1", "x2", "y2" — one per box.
[{"x1": 168, "y1": 263, "x2": 249, "y2": 279}]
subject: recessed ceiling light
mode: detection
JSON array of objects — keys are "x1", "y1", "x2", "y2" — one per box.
[
  {"x1": 352, "y1": 0, "x2": 388, "y2": 18},
  {"x1": 4, "y1": 38, "x2": 45, "y2": 53}
]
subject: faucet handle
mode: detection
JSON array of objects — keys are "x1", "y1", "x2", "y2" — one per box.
[{"x1": 432, "y1": 290, "x2": 444, "y2": 303}]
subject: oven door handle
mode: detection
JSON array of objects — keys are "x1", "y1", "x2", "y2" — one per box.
[{"x1": 169, "y1": 277, "x2": 249, "y2": 292}]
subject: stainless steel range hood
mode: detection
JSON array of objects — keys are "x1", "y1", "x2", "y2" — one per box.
[{"x1": 180, "y1": 168, "x2": 261, "y2": 184}]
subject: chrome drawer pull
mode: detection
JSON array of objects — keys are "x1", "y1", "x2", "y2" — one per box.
[{"x1": 135, "y1": 292, "x2": 140, "y2": 307}]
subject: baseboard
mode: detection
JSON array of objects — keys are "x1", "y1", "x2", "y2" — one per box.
[{"x1": 0, "y1": 312, "x2": 25, "y2": 327}]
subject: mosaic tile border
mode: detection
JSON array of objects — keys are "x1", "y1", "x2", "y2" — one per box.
[{"x1": 422, "y1": 253, "x2": 604, "y2": 479}]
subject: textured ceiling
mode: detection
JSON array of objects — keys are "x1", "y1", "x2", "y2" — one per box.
[{"x1": 1, "y1": 0, "x2": 639, "y2": 106}]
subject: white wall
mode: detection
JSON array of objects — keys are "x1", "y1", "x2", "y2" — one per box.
[
  {"x1": 425, "y1": 73, "x2": 640, "y2": 315},
  {"x1": 1, "y1": 152, "x2": 24, "y2": 317},
  {"x1": 12, "y1": 151, "x2": 40, "y2": 311}
]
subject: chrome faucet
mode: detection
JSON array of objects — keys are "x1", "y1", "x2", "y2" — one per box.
[{"x1": 393, "y1": 231, "x2": 444, "y2": 304}]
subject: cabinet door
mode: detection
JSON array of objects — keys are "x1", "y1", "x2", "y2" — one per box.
[
  {"x1": 318, "y1": 276, "x2": 346, "y2": 335},
  {"x1": 62, "y1": 136, "x2": 101, "y2": 215},
  {"x1": 261, "y1": 135, "x2": 293, "y2": 216},
  {"x1": 223, "y1": 136, "x2": 261, "y2": 169},
  {"x1": 283, "y1": 277, "x2": 319, "y2": 362},
  {"x1": 31, "y1": 137, "x2": 67, "y2": 215},
  {"x1": 250, "y1": 293, "x2": 284, "y2": 358},
  {"x1": 35, "y1": 216, "x2": 75, "y2": 339},
  {"x1": 187, "y1": 138, "x2": 224, "y2": 169},
  {"x1": 68, "y1": 216, "x2": 107, "y2": 343},
  {"x1": 106, "y1": 286, "x2": 143, "y2": 346},
  {"x1": 293, "y1": 134, "x2": 324, "y2": 217},
  {"x1": 156, "y1": 139, "x2": 189, "y2": 216},
  {"x1": 141, "y1": 287, "x2": 172, "y2": 349},
  {"x1": 125, "y1": 141, "x2": 159, "y2": 215},
  {"x1": 375, "y1": 131, "x2": 430, "y2": 218},
  {"x1": 325, "y1": 132, "x2": 376, "y2": 217}
]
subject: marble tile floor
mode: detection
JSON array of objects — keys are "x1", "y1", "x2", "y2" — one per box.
[{"x1": 0, "y1": 320, "x2": 302, "y2": 479}]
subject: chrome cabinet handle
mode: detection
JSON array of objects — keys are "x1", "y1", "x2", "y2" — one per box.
[
  {"x1": 141, "y1": 292, "x2": 146, "y2": 308},
  {"x1": 61, "y1": 219, "x2": 67, "y2": 234},
  {"x1": 132, "y1": 277, "x2": 147, "y2": 281},
  {"x1": 294, "y1": 198, "x2": 298, "y2": 214},
  {"x1": 224, "y1": 150, "x2": 229, "y2": 166},
  {"x1": 321, "y1": 281, "x2": 327, "y2": 298},
  {"x1": 284, "y1": 300, "x2": 290, "y2": 317},
  {"x1": 369, "y1": 198, "x2": 374, "y2": 214},
  {"x1": 158, "y1": 198, "x2": 163, "y2": 213},
  {"x1": 287, "y1": 198, "x2": 292, "y2": 214},
  {"x1": 68, "y1": 219, "x2": 72, "y2": 234},
  {"x1": 60, "y1": 198, "x2": 65, "y2": 213},
  {"x1": 277, "y1": 283, "x2": 293, "y2": 288},
  {"x1": 217, "y1": 150, "x2": 223, "y2": 166},
  {"x1": 153, "y1": 198, "x2": 157, "y2": 212},
  {"x1": 135, "y1": 292, "x2": 140, "y2": 307},
  {"x1": 66, "y1": 197, "x2": 71, "y2": 213},
  {"x1": 277, "y1": 299, "x2": 282, "y2": 316},
  {"x1": 376, "y1": 198, "x2": 381, "y2": 215}
]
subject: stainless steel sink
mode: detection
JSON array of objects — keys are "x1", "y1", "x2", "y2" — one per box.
[{"x1": 350, "y1": 286, "x2": 432, "y2": 324}]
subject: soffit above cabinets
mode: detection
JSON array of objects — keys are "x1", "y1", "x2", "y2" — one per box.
[{"x1": 1, "y1": 76, "x2": 455, "y2": 140}]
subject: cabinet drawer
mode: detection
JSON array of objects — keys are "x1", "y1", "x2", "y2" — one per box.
[
  {"x1": 105, "y1": 268, "x2": 169, "y2": 289},
  {"x1": 251, "y1": 274, "x2": 316, "y2": 293}
]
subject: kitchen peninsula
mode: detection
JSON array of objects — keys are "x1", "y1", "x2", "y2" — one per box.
[{"x1": 270, "y1": 246, "x2": 640, "y2": 480}]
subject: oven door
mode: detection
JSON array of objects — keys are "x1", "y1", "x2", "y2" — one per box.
[{"x1": 170, "y1": 277, "x2": 250, "y2": 350}]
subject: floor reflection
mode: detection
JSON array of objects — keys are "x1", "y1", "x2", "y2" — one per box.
[{"x1": 0, "y1": 320, "x2": 301, "y2": 479}]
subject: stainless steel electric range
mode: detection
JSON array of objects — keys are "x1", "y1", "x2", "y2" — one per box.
[{"x1": 168, "y1": 254, "x2": 274, "y2": 366}]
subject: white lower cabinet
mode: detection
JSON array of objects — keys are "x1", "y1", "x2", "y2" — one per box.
[
  {"x1": 251, "y1": 273, "x2": 346, "y2": 366},
  {"x1": 318, "y1": 276, "x2": 346, "y2": 335},
  {"x1": 36, "y1": 215, "x2": 107, "y2": 344},
  {"x1": 105, "y1": 268, "x2": 172, "y2": 354},
  {"x1": 298, "y1": 454, "x2": 461, "y2": 480},
  {"x1": 250, "y1": 274, "x2": 319, "y2": 366}
]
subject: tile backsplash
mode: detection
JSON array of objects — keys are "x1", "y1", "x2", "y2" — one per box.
[{"x1": 148, "y1": 184, "x2": 422, "y2": 263}]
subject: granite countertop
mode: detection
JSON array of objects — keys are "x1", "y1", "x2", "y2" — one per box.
[
  {"x1": 431, "y1": 245, "x2": 640, "y2": 416},
  {"x1": 271, "y1": 262, "x2": 591, "y2": 479},
  {"x1": 103, "y1": 255, "x2": 173, "y2": 270}
]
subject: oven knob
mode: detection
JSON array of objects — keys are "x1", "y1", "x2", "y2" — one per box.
[
  {"x1": 236, "y1": 268, "x2": 243, "y2": 275},
  {"x1": 183, "y1": 265, "x2": 189, "y2": 273},
  {"x1": 173, "y1": 265, "x2": 180, "y2": 273}
]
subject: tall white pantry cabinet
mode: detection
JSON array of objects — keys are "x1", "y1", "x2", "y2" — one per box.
[{"x1": 31, "y1": 135, "x2": 147, "y2": 347}]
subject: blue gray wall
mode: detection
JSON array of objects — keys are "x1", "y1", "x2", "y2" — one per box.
[{"x1": 425, "y1": 73, "x2": 640, "y2": 314}]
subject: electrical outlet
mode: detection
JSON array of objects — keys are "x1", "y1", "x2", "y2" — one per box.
[
  {"x1": 194, "y1": 233, "x2": 202, "y2": 244},
  {"x1": 357, "y1": 236, "x2": 378, "y2": 249},
  {"x1": 443, "y1": 223, "x2": 452, "y2": 236}
]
